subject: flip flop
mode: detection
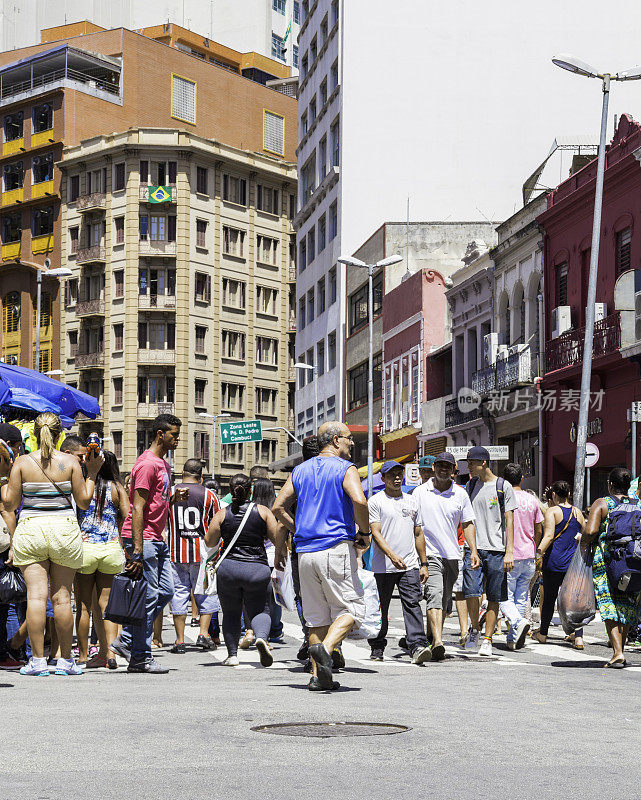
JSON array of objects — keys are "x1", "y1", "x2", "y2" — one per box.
[{"x1": 604, "y1": 658, "x2": 626, "y2": 669}]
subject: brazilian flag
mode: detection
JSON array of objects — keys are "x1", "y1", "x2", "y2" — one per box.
[{"x1": 149, "y1": 185, "x2": 172, "y2": 203}]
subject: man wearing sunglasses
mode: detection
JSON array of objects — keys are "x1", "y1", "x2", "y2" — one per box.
[{"x1": 274, "y1": 421, "x2": 369, "y2": 691}]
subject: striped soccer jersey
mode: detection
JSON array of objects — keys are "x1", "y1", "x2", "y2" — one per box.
[{"x1": 168, "y1": 483, "x2": 220, "y2": 563}]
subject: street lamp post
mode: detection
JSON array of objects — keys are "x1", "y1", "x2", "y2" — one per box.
[
  {"x1": 338, "y1": 254, "x2": 403, "y2": 498},
  {"x1": 552, "y1": 54, "x2": 641, "y2": 507},
  {"x1": 294, "y1": 361, "x2": 317, "y2": 433},
  {"x1": 198, "y1": 411, "x2": 231, "y2": 478},
  {"x1": 35, "y1": 267, "x2": 72, "y2": 372}
]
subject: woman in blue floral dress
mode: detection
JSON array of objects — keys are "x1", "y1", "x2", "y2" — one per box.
[{"x1": 584, "y1": 467, "x2": 641, "y2": 669}]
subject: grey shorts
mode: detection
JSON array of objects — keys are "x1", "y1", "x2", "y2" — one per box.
[
  {"x1": 424, "y1": 556, "x2": 459, "y2": 610},
  {"x1": 298, "y1": 540, "x2": 365, "y2": 629}
]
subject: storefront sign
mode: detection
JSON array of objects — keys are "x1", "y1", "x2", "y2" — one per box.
[
  {"x1": 570, "y1": 418, "x2": 602, "y2": 443},
  {"x1": 446, "y1": 445, "x2": 509, "y2": 461}
]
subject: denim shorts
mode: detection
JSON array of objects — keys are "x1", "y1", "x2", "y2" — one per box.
[{"x1": 462, "y1": 548, "x2": 508, "y2": 603}]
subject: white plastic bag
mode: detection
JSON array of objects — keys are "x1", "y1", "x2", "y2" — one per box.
[
  {"x1": 272, "y1": 557, "x2": 296, "y2": 612},
  {"x1": 346, "y1": 569, "x2": 381, "y2": 640},
  {"x1": 195, "y1": 543, "x2": 219, "y2": 596}
]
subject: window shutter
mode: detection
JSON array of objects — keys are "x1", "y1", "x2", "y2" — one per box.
[
  {"x1": 168, "y1": 323, "x2": 175, "y2": 349},
  {"x1": 205, "y1": 275, "x2": 211, "y2": 303},
  {"x1": 140, "y1": 160, "x2": 148, "y2": 183},
  {"x1": 204, "y1": 434, "x2": 210, "y2": 464},
  {"x1": 138, "y1": 322, "x2": 147, "y2": 348},
  {"x1": 168, "y1": 161, "x2": 177, "y2": 184}
]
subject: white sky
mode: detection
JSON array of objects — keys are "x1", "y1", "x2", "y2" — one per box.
[{"x1": 342, "y1": 0, "x2": 641, "y2": 251}]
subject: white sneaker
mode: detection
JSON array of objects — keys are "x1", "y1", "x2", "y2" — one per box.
[
  {"x1": 514, "y1": 619, "x2": 531, "y2": 649},
  {"x1": 464, "y1": 629, "x2": 480, "y2": 651},
  {"x1": 506, "y1": 641, "x2": 516, "y2": 651},
  {"x1": 223, "y1": 655, "x2": 240, "y2": 666},
  {"x1": 478, "y1": 638, "x2": 493, "y2": 657}
]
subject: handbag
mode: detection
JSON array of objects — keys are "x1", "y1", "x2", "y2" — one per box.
[
  {"x1": 103, "y1": 573, "x2": 148, "y2": 625},
  {"x1": 0, "y1": 561, "x2": 26, "y2": 604},
  {"x1": 203, "y1": 502, "x2": 255, "y2": 595}
]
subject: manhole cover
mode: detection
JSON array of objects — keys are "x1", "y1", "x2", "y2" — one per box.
[{"x1": 251, "y1": 722, "x2": 410, "y2": 738}]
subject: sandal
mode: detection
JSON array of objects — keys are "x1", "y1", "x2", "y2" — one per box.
[
  {"x1": 531, "y1": 630, "x2": 547, "y2": 644},
  {"x1": 604, "y1": 657, "x2": 626, "y2": 669},
  {"x1": 85, "y1": 654, "x2": 108, "y2": 669},
  {"x1": 573, "y1": 639, "x2": 584, "y2": 651}
]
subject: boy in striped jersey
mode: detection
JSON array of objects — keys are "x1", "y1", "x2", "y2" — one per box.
[{"x1": 168, "y1": 459, "x2": 220, "y2": 653}]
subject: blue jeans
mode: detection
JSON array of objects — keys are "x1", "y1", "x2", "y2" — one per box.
[
  {"x1": 500, "y1": 558, "x2": 535, "y2": 642},
  {"x1": 120, "y1": 540, "x2": 174, "y2": 664}
]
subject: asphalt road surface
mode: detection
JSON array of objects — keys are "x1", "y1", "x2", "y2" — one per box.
[{"x1": 3, "y1": 600, "x2": 640, "y2": 800}]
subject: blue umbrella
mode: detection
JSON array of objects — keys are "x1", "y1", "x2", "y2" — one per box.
[
  {"x1": 0, "y1": 363, "x2": 100, "y2": 419},
  {"x1": 2, "y1": 387, "x2": 75, "y2": 428}
]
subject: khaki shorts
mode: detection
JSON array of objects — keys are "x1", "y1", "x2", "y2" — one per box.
[
  {"x1": 12, "y1": 514, "x2": 84, "y2": 570},
  {"x1": 77, "y1": 539, "x2": 124, "y2": 575},
  {"x1": 298, "y1": 540, "x2": 366, "y2": 629}
]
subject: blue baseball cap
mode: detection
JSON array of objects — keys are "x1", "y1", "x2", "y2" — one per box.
[
  {"x1": 467, "y1": 445, "x2": 491, "y2": 462},
  {"x1": 418, "y1": 455, "x2": 436, "y2": 469},
  {"x1": 380, "y1": 460, "x2": 404, "y2": 475}
]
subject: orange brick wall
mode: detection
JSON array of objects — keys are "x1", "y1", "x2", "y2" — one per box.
[{"x1": 0, "y1": 29, "x2": 297, "y2": 161}]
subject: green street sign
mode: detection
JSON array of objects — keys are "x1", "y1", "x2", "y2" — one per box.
[{"x1": 219, "y1": 419, "x2": 263, "y2": 444}]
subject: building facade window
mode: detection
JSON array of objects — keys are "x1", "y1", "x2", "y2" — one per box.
[
  {"x1": 349, "y1": 276, "x2": 383, "y2": 333},
  {"x1": 222, "y1": 330, "x2": 246, "y2": 360},
  {"x1": 329, "y1": 267, "x2": 337, "y2": 304},
  {"x1": 330, "y1": 119, "x2": 340, "y2": 166},
  {"x1": 32, "y1": 206, "x2": 54, "y2": 236},
  {"x1": 114, "y1": 162, "x2": 126, "y2": 191},
  {"x1": 256, "y1": 387, "x2": 277, "y2": 416},
  {"x1": 113, "y1": 376, "x2": 123, "y2": 405},
  {"x1": 256, "y1": 336, "x2": 279, "y2": 365},
  {"x1": 112, "y1": 431, "x2": 123, "y2": 460},
  {"x1": 194, "y1": 378, "x2": 207, "y2": 407},
  {"x1": 317, "y1": 277, "x2": 326, "y2": 314},
  {"x1": 195, "y1": 272, "x2": 211, "y2": 303},
  {"x1": 329, "y1": 201, "x2": 338, "y2": 239},
  {"x1": 222, "y1": 277, "x2": 246, "y2": 310},
  {"x1": 256, "y1": 285, "x2": 278, "y2": 315},
  {"x1": 195, "y1": 325, "x2": 207, "y2": 354},
  {"x1": 114, "y1": 216, "x2": 124, "y2": 244},
  {"x1": 196, "y1": 166, "x2": 208, "y2": 194},
  {"x1": 33, "y1": 103, "x2": 52, "y2": 132},
  {"x1": 222, "y1": 174, "x2": 247, "y2": 205},
  {"x1": 171, "y1": 74, "x2": 196, "y2": 124},
  {"x1": 254, "y1": 439, "x2": 277, "y2": 464},
  {"x1": 317, "y1": 339, "x2": 325, "y2": 376},
  {"x1": 32, "y1": 153, "x2": 53, "y2": 184},
  {"x1": 4, "y1": 111, "x2": 23, "y2": 142},
  {"x1": 223, "y1": 226, "x2": 245, "y2": 258},
  {"x1": 328, "y1": 331, "x2": 336, "y2": 370},
  {"x1": 113, "y1": 323, "x2": 123, "y2": 351},
  {"x1": 556, "y1": 262, "x2": 568, "y2": 307},
  {"x1": 257, "y1": 185, "x2": 279, "y2": 214},
  {"x1": 196, "y1": 219, "x2": 208, "y2": 248},
  {"x1": 271, "y1": 32, "x2": 285, "y2": 61},
  {"x1": 616, "y1": 227, "x2": 632, "y2": 275},
  {"x1": 222, "y1": 382, "x2": 245, "y2": 412},
  {"x1": 221, "y1": 443, "x2": 244, "y2": 463},
  {"x1": 257, "y1": 235, "x2": 278, "y2": 265}
]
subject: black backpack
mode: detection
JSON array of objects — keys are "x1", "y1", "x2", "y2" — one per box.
[{"x1": 466, "y1": 476, "x2": 506, "y2": 532}]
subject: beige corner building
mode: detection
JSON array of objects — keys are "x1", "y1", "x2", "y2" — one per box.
[{"x1": 60, "y1": 127, "x2": 296, "y2": 483}]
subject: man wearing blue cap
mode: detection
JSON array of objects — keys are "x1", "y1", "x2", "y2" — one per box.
[{"x1": 367, "y1": 461, "x2": 431, "y2": 664}]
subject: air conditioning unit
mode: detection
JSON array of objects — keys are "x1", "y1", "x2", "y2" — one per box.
[
  {"x1": 483, "y1": 332, "x2": 500, "y2": 366},
  {"x1": 587, "y1": 302, "x2": 607, "y2": 322},
  {"x1": 496, "y1": 345, "x2": 509, "y2": 360},
  {"x1": 509, "y1": 343, "x2": 528, "y2": 357},
  {"x1": 552, "y1": 306, "x2": 572, "y2": 338}
]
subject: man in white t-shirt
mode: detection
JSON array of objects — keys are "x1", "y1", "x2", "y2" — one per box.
[
  {"x1": 367, "y1": 461, "x2": 431, "y2": 665},
  {"x1": 413, "y1": 452, "x2": 479, "y2": 660}
]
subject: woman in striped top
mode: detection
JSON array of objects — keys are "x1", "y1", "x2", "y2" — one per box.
[{"x1": 0, "y1": 413, "x2": 103, "y2": 677}]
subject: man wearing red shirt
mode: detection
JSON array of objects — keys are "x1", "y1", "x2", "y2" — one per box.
[{"x1": 111, "y1": 413, "x2": 181, "y2": 674}]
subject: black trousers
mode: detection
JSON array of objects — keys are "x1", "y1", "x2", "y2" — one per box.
[
  {"x1": 540, "y1": 568, "x2": 583, "y2": 637},
  {"x1": 368, "y1": 568, "x2": 426, "y2": 652}
]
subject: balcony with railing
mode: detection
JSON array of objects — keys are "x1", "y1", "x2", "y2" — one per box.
[
  {"x1": 75, "y1": 296, "x2": 105, "y2": 317},
  {"x1": 497, "y1": 346, "x2": 534, "y2": 391},
  {"x1": 445, "y1": 396, "x2": 482, "y2": 428},
  {"x1": 288, "y1": 313, "x2": 297, "y2": 333},
  {"x1": 139, "y1": 239, "x2": 176, "y2": 256},
  {"x1": 137, "y1": 348, "x2": 176, "y2": 365},
  {"x1": 288, "y1": 267, "x2": 296, "y2": 282},
  {"x1": 139, "y1": 185, "x2": 176, "y2": 203},
  {"x1": 137, "y1": 401, "x2": 175, "y2": 418},
  {"x1": 545, "y1": 312, "x2": 620, "y2": 374},
  {"x1": 75, "y1": 349, "x2": 104, "y2": 369},
  {"x1": 138, "y1": 294, "x2": 176, "y2": 310},
  {"x1": 76, "y1": 193, "x2": 106, "y2": 213},
  {"x1": 471, "y1": 364, "x2": 496, "y2": 397},
  {"x1": 76, "y1": 245, "x2": 106, "y2": 264}
]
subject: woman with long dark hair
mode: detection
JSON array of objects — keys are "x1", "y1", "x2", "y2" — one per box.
[
  {"x1": 532, "y1": 481, "x2": 585, "y2": 648},
  {"x1": 76, "y1": 450, "x2": 130, "y2": 669},
  {"x1": 205, "y1": 473, "x2": 279, "y2": 667}
]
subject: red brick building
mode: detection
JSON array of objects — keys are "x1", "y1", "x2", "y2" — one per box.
[{"x1": 539, "y1": 113, "x2": 641, "y2": 501}]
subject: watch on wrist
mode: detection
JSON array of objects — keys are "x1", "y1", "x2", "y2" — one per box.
[{"x1": 420, "y1": 561, "x2": 429, "y2": 567}]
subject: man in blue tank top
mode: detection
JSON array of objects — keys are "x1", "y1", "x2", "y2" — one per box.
[{"x1": 274, "y1": 421, "x2": 369, "y2": 691}]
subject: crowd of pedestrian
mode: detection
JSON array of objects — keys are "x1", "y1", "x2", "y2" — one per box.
[{"x1": 1, "y1": 413, "x2": 640, "y2": 689}]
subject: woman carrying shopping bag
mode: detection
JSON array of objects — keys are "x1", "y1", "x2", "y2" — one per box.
[
  {"x1": 583, "y1": 467, "x2": 641, "y2": 669},
  {"x1": 532, "y1": 481, "x2": 585, "y2": 649}
]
